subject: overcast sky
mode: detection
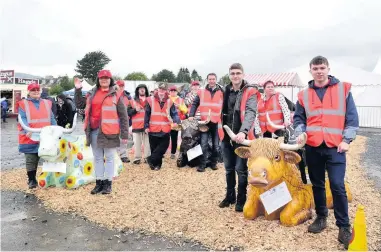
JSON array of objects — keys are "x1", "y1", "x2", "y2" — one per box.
[{"x1": 1, "y1": 0, "x2": 380, "y2": 79}]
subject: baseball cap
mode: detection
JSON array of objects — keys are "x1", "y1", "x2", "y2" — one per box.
[
  {"x1": 27, "y1": 83, "x2": 40, "y2": 91},
  {"x1": 98, "y1": 70, "x2": 112, "y2": 78},
  {"x1": 116, "y1": 80, "x2": 125, "y2": 87},
  {"x1": 191, "y1": 81, "x2": 200, "y2": 86},
  {"x1": 169, "y1": 86, "x2": 177, "y2": 91}
]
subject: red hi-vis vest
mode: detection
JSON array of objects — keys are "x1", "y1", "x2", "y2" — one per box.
[
  {"x1": 198, "y1": 88, "x2": 224, "y2": 140},
  {"x1": 84, "y1": 91, "x2": 122, "y2": 135},
  {"x1": 258, "y1": 93, "x2": 284, "y2": 133},
  {"x1": 130, "y1": 98, "x2": 146, "y2": 130},
  {"x1": 298, "y1": 82, "x2": 351, "y2": 148},
  {"x1": 18, "y1": 99, "x2": 52, "y2": 145},
  {"x1": 147, "y1": 97, "x2": 172, "y2": 133},
  {"x1": 239, "y1": 87, "x2": 260, "y2": 140}
]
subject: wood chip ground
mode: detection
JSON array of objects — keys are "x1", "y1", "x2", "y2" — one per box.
[{"x1": 1, "y1": 136, "x2": 380, "y2": 250}]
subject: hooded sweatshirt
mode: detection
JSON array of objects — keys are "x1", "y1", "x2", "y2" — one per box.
[
  {"x1": 293, "y1": 75, "x2": 359, "y2": 144},
  {"x1": 127, "y1": 84, "x2": 149, "y2": 132}
]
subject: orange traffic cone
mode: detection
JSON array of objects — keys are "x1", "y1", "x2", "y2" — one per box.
[{"x1": 348, "y1": 204, "x2": 368, "y2": 251}]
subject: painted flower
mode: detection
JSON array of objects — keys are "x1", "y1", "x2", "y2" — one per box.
[
  {"x1": 83, "y1": 162, "x2": 93, "y2": 176},
  {"x1": 65, "y1": 176, "x2": 76, "y2": 189},
  {"x1": 55, "y1": 172, "x2": 63, "y2": 178},
  {"x1": 77, "y1": 152, "x2": 83, "y2": 160},
  {"x1": 39, "y1": 179, "x2": 46, "y2": 188},
  {"x1": 39, "y1": 172, "x2": 48, "y2": 179},
  {"x1": 68, "y1": 142, "x2": 71, "y2": 149},
  {"x1": 59, "y1": 139, "x2": 67, "y2": 153},
  {"x1": 74, "y1": 159, "x2": 80, "y2": 168}
]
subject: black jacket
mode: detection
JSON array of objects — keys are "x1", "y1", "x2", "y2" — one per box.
[{"x1": 222, "y1": 80, "x2": 258, "y2": 142}]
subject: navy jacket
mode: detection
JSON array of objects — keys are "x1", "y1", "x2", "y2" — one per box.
[{"x1": 293, "y1": 75, "x2": 359, "y2": 144}]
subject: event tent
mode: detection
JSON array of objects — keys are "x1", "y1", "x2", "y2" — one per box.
[
  {"x1": 63, "y1": 79, "x2": 94, "y2": 96},
  {"x1": 373, "y1": 57, "x2": 381, "y2": 75}
]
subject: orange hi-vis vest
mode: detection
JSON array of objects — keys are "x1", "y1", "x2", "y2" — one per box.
[
  {"x1": 258, "y1": 92, "x2": 284, "y2": 133},
  {"x1": 18, "y1": 99, "x2": 52, "y2": 145},
  {"x1": 239, "y1": 87, "x2": 260, "y2": 140},
  {"x1": 298, "y1": 82, "x2": 351, "y2": 148},
  {"x1": 130, "y1": 98, "x2": 146, "y2": 130},
  {"x1": 84, "y1": 91, "x2": 122, "y2": 135},
  {"x1": 147, "y1": 96, "x2": 172, "y2": 133},
  {"x1": 198, "y1": 88, "x2": 224, "y2": 140}
]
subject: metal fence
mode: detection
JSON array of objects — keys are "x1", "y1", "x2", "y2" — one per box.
[{"x1": 357, "y1": 106, "x2": 381, "y2": 128}]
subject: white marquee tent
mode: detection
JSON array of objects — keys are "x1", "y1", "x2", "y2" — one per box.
[
  {"x1": 290, "y1": 61, "x2": 381, "y2": 128},
  {"x1": 373, "y1": 57, "x2": 381, "y2": 75},
  {"x1": 63, "y1": 79, "x2": 94, "y2": 96}
]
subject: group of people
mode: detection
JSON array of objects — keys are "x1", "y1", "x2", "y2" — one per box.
[{"x1": 16, "y1": 55, "x2": 359, "y2": 249}]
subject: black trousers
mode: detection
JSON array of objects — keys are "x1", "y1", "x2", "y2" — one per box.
[
  {"x1": 199, "y1": 122, "x2": 219, "y2": 167},
  {"x1": 170, "y1": 130, "x2": 178, "y2": 154},
  {"x1": 148, "y1": 134, "x2": 170, "y2": 168}
]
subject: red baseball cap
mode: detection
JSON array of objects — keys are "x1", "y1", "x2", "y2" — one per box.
[
  {"x1": 98, "y1": 70, "x2": 112, "y2": 78},
  {"x1": 169, "y1": 86, "x2": 177, "y2": 91},
  {"x1": 191, "y1": 81, "x2": 200, "y2": 86},
  {"x1": 27, "y1": 83, "x2": 40, "y2": 91},
  {"x1": 116, "y1": 80, "x2": 125, "y2": 87}
]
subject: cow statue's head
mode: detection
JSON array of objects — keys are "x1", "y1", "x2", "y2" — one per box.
[
  {"x1": 179, "y1": 111, "x2": 211, "y2": 152},
  {"x1": 18, "y1": 114, "x2": 78, "y2": 162},
  {"x1": 223, "y1": 125, "x2": 307, "y2": 189}
]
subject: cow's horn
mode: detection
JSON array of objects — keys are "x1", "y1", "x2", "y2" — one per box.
[
  {"x1": 18, "y1": 114, "x2": 42, "y2": 133},
  {"x1": 266, "y1": 112, "x2": 285, "y2": 130},
  {"x1": 223, "y1": 125, "x2": 252, "y2": 146},
  {"x1": 279, "y1": 132, "x2": 307, "y2": 151},
  {"x1": 198, "y1": 109, "x2": 211, "y2": 125},
  {"x1": 63, "y1": 113, "x2": 77, "y2": 134}
]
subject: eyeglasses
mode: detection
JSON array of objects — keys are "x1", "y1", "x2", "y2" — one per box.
[{"x1": 230, "y1": 72, "x2": 242, "y2": 76}]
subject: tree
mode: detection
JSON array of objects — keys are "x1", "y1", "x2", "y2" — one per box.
[
  {"x1": 191, "y1": 69, "x2": 202, "y2": 81},
  {"x1": 176, "y1": 67, "x2": 191, "y2": 83},
  {"x1": 59, "y1": 75, "x2": 74, "y2": 91},
  {"x1": 124, "y1": 72, "x2": 149, "y2": 81},
  {"x1": 75, "y1": 51, "x2": 111, "y2": 82},
  {"x1": 151, "y1": 74, "x2": 158, "y2": 81},
  {"x1": 154, "y1": 69, "x2": 176, "y2": 82},
  {"x1": 219, "y1": 74, "x2": 230, "y2": 87},
  {"x1": 49, "y1": 85, "x2": 63, "y2": 95}
]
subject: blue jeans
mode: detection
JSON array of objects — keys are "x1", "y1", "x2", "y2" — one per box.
[
  {"x1": 221, "y1": 141, "x2": 248, "y2": 204},
  {"x1": 90, "y1": 129, "x2": 117, "y2": 181},
  {"x1": 305, "y1": 144, "x2": 349, "y2": 227},
  {"x1": 199, "y1": 122, "x2": 220, "y2": 167}
]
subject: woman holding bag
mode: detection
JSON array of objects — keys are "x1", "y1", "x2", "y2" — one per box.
[{"x1": 74, "y1": 71, "x2": 129, "y2": 194}]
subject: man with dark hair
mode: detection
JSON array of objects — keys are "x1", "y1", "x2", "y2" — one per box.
[
  {"x1": 41, "y1": 87, "x2": 57, "y2": 117},
  {"x1": 294, "y1": 56, "x2": 359, "y2": 249},
  {"x1": 189, "y1": 73, "x2": 224, "y2": 172},
  {"x1": 219, "y1": 63, "x2": 259, "y2": 212}
]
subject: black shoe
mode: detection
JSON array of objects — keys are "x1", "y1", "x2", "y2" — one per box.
[
  {"x1": 91, "y1": 180, "x2": 104, "y2": 194},
  {"x1": 133, "y1": 159, "x2": 141, "y2": 165},
  {"x1": 308, "y1": 216, "x2": 327, "y2": 233},
  {"x1": 219, "y1": 197, "x2": 236, "y2": 208},
  {"x1": 27, "y1": 170, "x2": 37, "y2": 189},
  {"x1": 235, "y1": 204, "x2": 244, "y2": 212},
  {"x1": 121, "y1": 157, "x2": 130, "y2": 163},
  {"x1": 210, "y1": 163, "x2": 218, "y2": 170},
  {"x1": 197, "y1": 166, "x2": 205, "y2": 172},
  {"x1": 101, "y1": 180, "x2": 112, "y2": 194},
  {"x1": 338, "y1": 226, "x2": 352, "y2": 249}
]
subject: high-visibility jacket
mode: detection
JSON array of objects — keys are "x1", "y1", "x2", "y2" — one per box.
[
  {"x1": 147, "y1": 97, "x2": 172, "y2": 133},
  {"x1": 18, "y1": 99, "x2": 52, "y2": 145},
  {"x1": 239, "y1": 88, "x2": 260, "y2": 140},
  {"x1": 198, "y1": 88, "x2": 224, "y2": 140},
  {"x1": 84, "y1": 91, "x2": 122, "y2": 135},
  {"x1": 130, "y1": 98, "x2": 146, "y2": 130},
  {"x1": 258, "y1": 93, "x2": 284, "y2": 133},
  {"x1": 298, "y1": 82, "x2": 351, "y2": 147}
]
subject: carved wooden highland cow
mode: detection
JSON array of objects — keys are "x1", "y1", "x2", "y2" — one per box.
[{"x1": 223, "y1": 125, "x2": 352, "y2": 227}]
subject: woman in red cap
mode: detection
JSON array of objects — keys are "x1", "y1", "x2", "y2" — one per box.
[
  {"x1": 18, "y1": 82, "x2": 57, "y2": 189},
  {"x1": 74, "y1": 70, "x2": 129, "y2": 194}
]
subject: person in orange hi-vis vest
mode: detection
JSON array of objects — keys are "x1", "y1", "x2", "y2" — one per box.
[
  {"x1": 189, "y1": 73, "x2": 224, "y2": 172},
  {"x1": 144, "y1": 82, "x2": 181, "y2": 171},
  {"x1": 219, "y1": 63, "x2": 259, "y2": 212},
  {"x1": 74, "y1": 70, "x2": 129, "y2": 195},
  {"x1": 127, "y1": 83, "x2": 151, "y2": 165},
  {"x1": 294, "y1": 56, "x2": 359, "y2": 249},
  {"x1": 257, "y1": 80, "x2": 291, "y2": 138},
  {"x1": 168, "y1": 85, "x2": 185, "y2": 159},
  {"x1": 18, "y1": 83, "x2": 57, "y2": 189},
  {"x1": 115, "y1": 80, "x2": 131, "y2": 164}
]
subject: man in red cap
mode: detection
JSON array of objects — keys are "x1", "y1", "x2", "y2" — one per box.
[
  {"x1": 18, "y1": 82, "x2": 57, "y2": 189},
  {"x1": 115, "y1": 80, "x2": 131, "y2": 163}
]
